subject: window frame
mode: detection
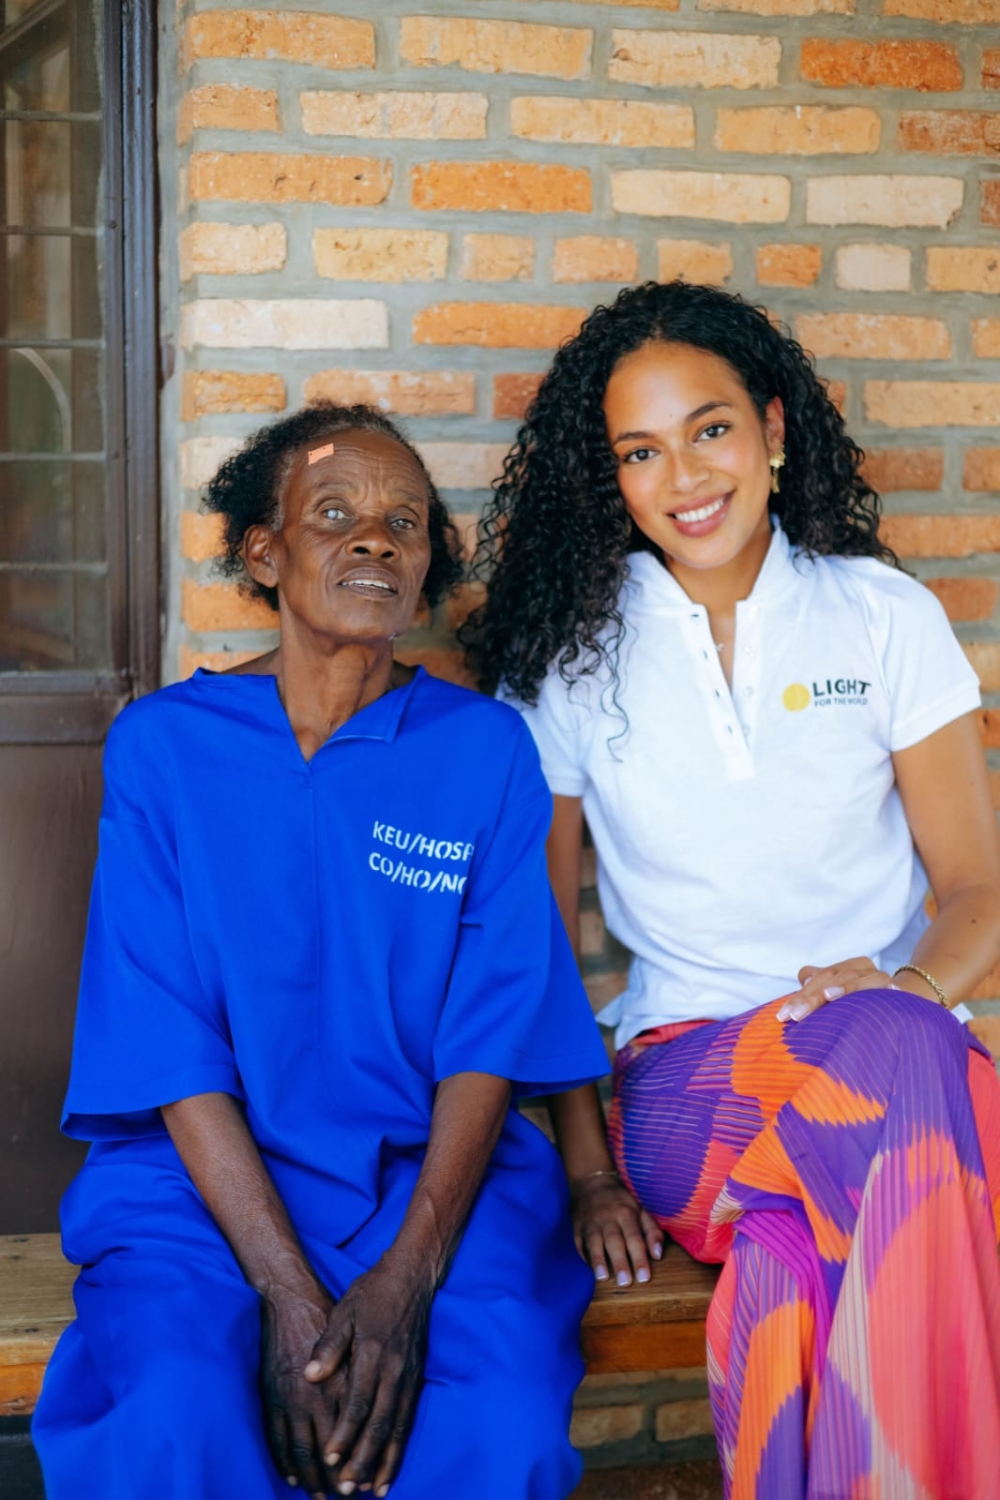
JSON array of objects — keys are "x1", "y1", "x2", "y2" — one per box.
[{"x1": 0, "y1": 0, "x2": 159, "y2": 743}]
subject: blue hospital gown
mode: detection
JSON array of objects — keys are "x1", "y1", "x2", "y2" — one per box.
[{"x1": 33, "y1": 667, "x2": 609, "y2": 1500}]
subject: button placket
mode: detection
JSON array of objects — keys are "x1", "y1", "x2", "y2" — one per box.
[
  {"x1": 731, "y1": 601, "x2": 762, "y2": 750},
  {"x1": 681, "y1": 608, "x2": 753, "y2": 777}
]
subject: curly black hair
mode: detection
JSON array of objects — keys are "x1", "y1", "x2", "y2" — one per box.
[
  {"x1": 204, "y1": 402, "x2": 464, "y2": 612},
  {"x1": 461, "y1": 280, "x2": 896, "y2": 703}
]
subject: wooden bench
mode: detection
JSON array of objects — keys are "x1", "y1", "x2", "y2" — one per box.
[{"x1": 0, "y1": 1233, "x2": 720, "y2": 1418}]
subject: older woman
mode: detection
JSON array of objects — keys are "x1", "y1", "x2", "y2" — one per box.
[{"x1": 33, "y1": 404, "x2": 608, "y2": 1500}]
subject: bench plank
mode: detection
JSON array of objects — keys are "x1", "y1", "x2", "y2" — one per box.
[{"x1": 0, "y1": 1233, "x2": 720, "y2": 1416}]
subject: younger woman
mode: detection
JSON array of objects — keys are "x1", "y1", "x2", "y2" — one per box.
[{"x1": 465, "y1": 281, "x2": 1000, "y2": 1498}]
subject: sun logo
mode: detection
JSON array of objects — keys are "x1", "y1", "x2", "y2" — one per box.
[{"x1": 782, "y1": 683, "x2": 811, "y2": 712}]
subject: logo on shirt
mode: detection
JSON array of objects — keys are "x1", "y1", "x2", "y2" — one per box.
[
  {"x1": 782, "y1": 678, "x2": 871, "y2": 711},
  {"x1": 368, "y1": 820, "x2": 476, "y2": 895}
]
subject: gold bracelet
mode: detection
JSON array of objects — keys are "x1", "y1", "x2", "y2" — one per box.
[
  {"x1": 572, "y1": 1168, "x2": 620, "y2": 1186},
  {"x1": 893, "y1": 963, "x2": 950, "y2": 1009}
]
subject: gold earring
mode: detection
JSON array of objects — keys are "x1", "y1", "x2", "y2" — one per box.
[{"x1": 769, "y1": 450, "x2": 786, "y2": 495}]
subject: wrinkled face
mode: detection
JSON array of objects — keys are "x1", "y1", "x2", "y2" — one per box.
[
  {"x1": 603, "y1": 340, "x2": 784, "y2": 578},
  {"x1": 245, "y1": 429, "x2": 432, "y2": 645}
]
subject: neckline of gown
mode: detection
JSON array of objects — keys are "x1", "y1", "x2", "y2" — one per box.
[{"x1": 192, "y1": 663, "x2": 427, "y2": 764}]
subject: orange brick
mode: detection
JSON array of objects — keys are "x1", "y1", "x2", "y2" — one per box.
[
  {"x1": 756, "y1": 243, "x2": 821, "y2": 286},
  {"x1": 879, "y1": 514, "x2": 1000, "y2": 558},
  {"x1": 985, "y1": 181, "x2": 1000, "y2": 226},
  {"x1": 179, "y1": 222, "x2": 287, "y2": 280},
  {"x1": 609, "y1": 28, "x2": 780, "y2": 89},
  {"x1": 715, "y1": 106, "x2": 879, "y2": 155},
  {"x1": 806, "y1": 175, "x2": 963, "y2": 228},
  {"x1": 460, "y1": 234, "x2": 535, "y2": 282},
  {"x1": 394, "y1": 647, "x2": 474, "y2": 688},
  {"x1": 494, "y1": 372, "x2": 544, "y2": 420},
  {"x1": 180, "y1": 510, "x2": 226, "y2": 562},
  {"x1": 178, "y1": 646, "x2": 261, "y2": 679},
  {"x1": 445, "y1": 581, "x2": 486, "y2": 633},
  {"x1": 866, "y1": 382, "x2": 1000, "y2": 429},
  {"x1": 399, "y1": 18, "x2": 592, "y2": 81},
  {"x1": 860, "y1": 448, "x2": 943, "y2": 493},
  {"x1": 614, "y1": 171, "x2": 790, "y2": 223},
  {"x1": 553, "y1": 236, "x2": 639, "y2": 284},
  {"x1": 899, "y1": 111, "x2": 1000, "y2": 155},
  {"x1": 984, "y1": 47, "x2": 1000, "y2": 89},
  {"x1": 978, "y1": 709, "x2": 1000, "y2": 750},
  {"x1": 189, "y1": 152, "x2": 391, "y2": 207},
  {"x1": 177, "y1": 85, "x2": 279, "y2": 145},
  {"x1": 412, "y1": 161, "x2": 590, "y2": 214},
  {"x1": 825, "y1": 379, "x2": 847, "y2": 414},
  {"x1": 568, "y1": 0, "x2": 679, "y2": 7},
  {"x1": 300, "y1": 91, "x2": 488, "y2": 141},
  {"x1": 795, "y1": 314, "x2": 951, "y2": 361},
  {"x1": 658, "y1": 239, "x2": 734, "y2": 285},
  {"x1": 966, "y1": 642, "x2": 1000, "y2": 692},
  {"x1": 926, "y1": 247, "x2": 1000, "y2": 293},
  {"x1": 183, "y1": 580, "x2": 276, "y2": 632},
  {"x1": 964, "y1": 449, "x2": 1000, "y2": 491},
  {"x1": 183, "y1": 11, "x2": 374, "y2": 69},
  {"x1": 415, "y1": 302, "x2": 586, "y2": 351},
  {"x1": 974, "y1": 320, "x2": 1000, "y2": 358},
  {"x1": 884, "y1": 0, "x2": 1000, "y2": 20},
  {"x1": 800, "y1": 39, "x2": 962, "y2": 91},
  {"x1": 570, "y1": 1406, "x2": 644, "y2": 1448},
  {"x1": 835, "y1": 243, "x2": 911, "y2": 292},
  {"x1": 700, "y1": 0, "x2": 853, "y2": 10},
  {"x1": 924, "y1": 577, "x2": 998, "y2": 622},
  {"x1": 181, "y1": 371, "x2": 286, "y2": 420},
  {"x1": 302, "y1": 369, "x2": 475, "y2": 417},
  {"x1": 312, "y1": 228, "x2": 448, "y2": 283},
  {"x1": 510, "y1": 96, "x2": 693, "y2": 148}
]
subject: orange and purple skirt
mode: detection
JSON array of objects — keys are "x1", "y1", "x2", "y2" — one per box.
[{"x1": 608, "y1": 989, "x2": 1000, "y2": 1499}]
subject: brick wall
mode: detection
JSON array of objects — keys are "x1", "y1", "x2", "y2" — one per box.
[{"x1": 161, "y1": 1, "x2": 1000, "y2": 1467}]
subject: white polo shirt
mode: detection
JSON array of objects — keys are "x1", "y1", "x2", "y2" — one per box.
[{"x1": 513, "y1": 525, "x2": 981, "y2": 1049}]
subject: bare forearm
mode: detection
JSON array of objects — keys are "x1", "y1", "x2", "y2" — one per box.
[
  {"x1": 905, "y1": 883, "x2": 1000, "y2": 1005},
  {"x1": 162, "y1": 1092, "x2": 319, "y2": 1300},
  {"x1": 549, "y1": 1083, "x2": 615, "y2": 1180},
  {"x1": 385, "y1": 1072, "x2": 511, "y2": 1288}
]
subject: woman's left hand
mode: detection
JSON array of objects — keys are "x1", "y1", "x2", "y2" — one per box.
[
  {"x1": 776, "y1": 956, "x2": 892, "y2": 1023},
  {"x1": 302, "y1": 1255, "x2": 432, "y2": 1498}
]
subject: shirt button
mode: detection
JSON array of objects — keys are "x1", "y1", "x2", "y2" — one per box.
[
  {"x1": 744, "y1": 646, "x2": 756, "y2": 656},
  {"x1": 749, "y1": 606, "x2": 760, "y2": 618},
  {"x1": 743, "y1": 686, "x2": 754, "y2": 698}
]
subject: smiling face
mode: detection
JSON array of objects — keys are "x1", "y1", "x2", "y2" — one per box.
[
  {"x1": 243, "y1": 428, "x2": 432, "y2": 646},
  {"x1": 603, "y1": 340, "x2": 785, "y2": 589}
]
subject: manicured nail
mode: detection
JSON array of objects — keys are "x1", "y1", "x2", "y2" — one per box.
[
  {"x1": 326, "y1": 1453, "x2": 341, "y2": 1467},
  {"x1": 652, "y1": 1243, "x2": 663, "y2": 1260},
  {"x1": 823, "y1": 986, "x2": 845, "y2": 1001},
  {"x1": 787, "y1": 1003, "x2": 809, "y2": 1022},
  {"x1": 616, "y1": 1270, "x2": 632, "y2": 1287},
  {"x1": 594, "y1": 1265, "x2": 608, "y2": 1281},
  {"x1": 304, "y1": 1360, "x2": 322, "y2": 1378},
  {"x1": 777, "y1": 1005, "x2": 790, "y2": 1022},
  {"x1": 637, "y1": 1267, "x2": 650, "y2": 1283}
]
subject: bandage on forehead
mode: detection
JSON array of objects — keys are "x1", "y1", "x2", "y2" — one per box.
[{"x1": 307, "y1": 441, "x2": 335, "y2": 465}]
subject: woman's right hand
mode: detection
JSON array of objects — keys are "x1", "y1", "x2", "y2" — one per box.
[
  {"x1": 571, "y1": 1173, "x2": 664, "y2": 1287},
  {"x1": 260, "y1": 1283, "x2": 339, "y2": 1496}
]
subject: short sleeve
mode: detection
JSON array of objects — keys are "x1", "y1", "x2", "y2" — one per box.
[
  {"x1": 62, "y1": 712, "x2": 242, "y2": 1142},
  {"x1": 432, "y1": 724, "x2": 608, "y2": 1095},
  {"x1": 504, "y1": 666, "x2": 591, "y2": 798},
  {"x1": 877, "y1": 575, "x2": 981, "y2": 752}
]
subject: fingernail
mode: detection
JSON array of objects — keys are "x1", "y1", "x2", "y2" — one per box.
[
  {"x1": 304, "y1": 1360, "x2": 322, "y2": 1378},
  {"x1": 616, "y1": 1270, "x2": 632, "y2": 1287},
  {"x1": 326, "y1": 1453, "x2": 341, "y2": 1468},
  {"x1": 788, "y1": 1004, "x2": 809, "y2": 1022},
  {"x1": 823, "y1": 986, "x2": 845, "y2": 1001},
  {"x1": 594, "y1": 1265, "x2": 608, "y2": 1281},
  {"x1": 777, "y1": 1007, "x2": 789, "y2": 1022},
  {"x1": 637, "y1": 1267, "x2": 650, "y2": 1283},
  {"x1": 339, "y1": 1485, "x2": 356, "y2": 1496},
  {"x1": 376, "y1": 1489, "x2": 391, "y2": 1499},
  {"x1": 652, "y1": 1243, "x2": 663, "y2": 1260}
]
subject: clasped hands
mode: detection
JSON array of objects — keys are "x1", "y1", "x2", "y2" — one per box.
[{"x1": 261, "y1": 1255, "x2": 431, "y2": 1500}]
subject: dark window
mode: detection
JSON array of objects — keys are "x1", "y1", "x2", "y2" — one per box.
[{"x1": 0, "y1": 0, "x2": 158, "y2": 739}]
